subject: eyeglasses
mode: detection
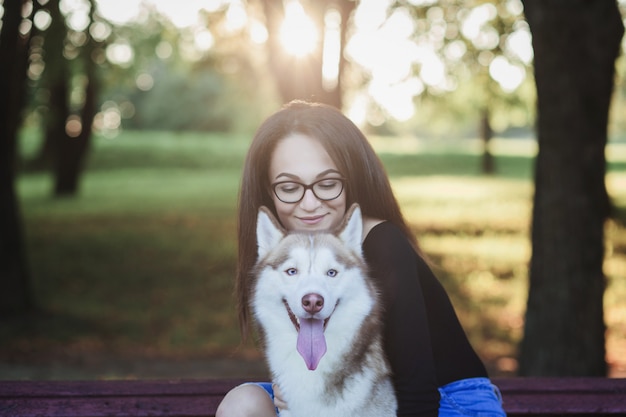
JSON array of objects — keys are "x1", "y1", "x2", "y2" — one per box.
[{"x1": 272, "y1": 178, "x2": 345, "y2": 204}]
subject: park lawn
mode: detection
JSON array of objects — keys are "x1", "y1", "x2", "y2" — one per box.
[{"x1": 5, "y1": 130, "x2": 626, "y2": 377}]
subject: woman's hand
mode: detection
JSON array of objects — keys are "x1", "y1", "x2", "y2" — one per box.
[{"x1": 272, "y1": 383, "x2": 288, "y2": 411}]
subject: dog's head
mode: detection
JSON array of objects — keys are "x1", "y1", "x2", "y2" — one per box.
[{"x1": 252, "y1": 204, "x2": 374, "y2": 370}]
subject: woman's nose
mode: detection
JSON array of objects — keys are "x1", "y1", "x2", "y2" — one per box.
[{"x1": 299, "y1": 189, "x2": 321, "y2": 210}]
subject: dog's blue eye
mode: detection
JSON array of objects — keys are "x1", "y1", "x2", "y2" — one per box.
[
  {"x1": 327, "y1": 269, "x2": 338, "y2": 277},
  {"x1": 285, "y1": 268, "x2": 298, "y2": 276}
]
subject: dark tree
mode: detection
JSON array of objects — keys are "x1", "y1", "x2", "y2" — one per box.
[
  {"x1": 0, "y1": 0, "x2": 34, "y2": 314},
  {"x1": 520, "y1": 0, "x2": 624, "y2": 376},
  {"x1": 479, "y1": 107, "x2": 494, "y2": 174},
  {"x1": 51, "y1": 0, "x2": 99, "y2": 196},
  {"x1": 260, "y1": 0, "x2": 355, "y2": 109},
  {"x1": 41, "y1": 0, "x2": 76, "y2": 196}
]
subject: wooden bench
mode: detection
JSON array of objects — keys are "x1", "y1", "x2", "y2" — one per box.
[{"x1": 1, "y1": 377, "x2": 625, "y2": 416}]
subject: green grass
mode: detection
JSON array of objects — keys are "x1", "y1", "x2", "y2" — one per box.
[
  {"x1": 10, "y1": 131, "x2": 246, "y2": 359},
  {"x1": 5, "y1": 130, "x2": 626, "y2": 377}
]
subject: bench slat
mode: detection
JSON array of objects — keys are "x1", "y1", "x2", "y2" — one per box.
[
  {"x1": 495, "y1": 377, "x2": 626, "y2": 414},
  {"x1": 1, "y1": 397, "x2": 220, "y2": 417},
  {"x1": 1, "y1": 378, "x2": 625, "y2": 417},
  {"x1": 0, "y1": 379, "x2": 243, "y2": 397},
  {"x1": 0, "y1": 380, "x2": 239, "y2": 417}
]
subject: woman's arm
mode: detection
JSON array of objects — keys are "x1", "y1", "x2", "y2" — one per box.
[{"x1": 363, "y1": 223, "x2": 440, "y2": 417}]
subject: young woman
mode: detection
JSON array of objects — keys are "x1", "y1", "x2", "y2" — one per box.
[{"x1": 216, "y1": 101, "x2": 506, "y2": 417}]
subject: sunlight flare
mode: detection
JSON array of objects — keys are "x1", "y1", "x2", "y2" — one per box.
[
  {"x1": 322, "y1": 8, "x2": 341, "y2": 90},
  {"x1": 280, "y1": 0, "x2": 318, "y2": 57}
]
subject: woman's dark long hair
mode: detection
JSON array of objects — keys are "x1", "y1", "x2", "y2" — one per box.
[{"x1": 236, "y1": 100, "x2": 419, "y2": 340}]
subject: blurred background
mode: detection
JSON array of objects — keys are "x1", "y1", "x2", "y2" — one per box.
[{"x1": 1, "y1": 0, "x2": 625, "y2": 380}]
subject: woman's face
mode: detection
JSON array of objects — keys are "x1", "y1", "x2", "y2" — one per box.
[{"x1": 268, "y1": 133, "x2": 347, "y2": 232}]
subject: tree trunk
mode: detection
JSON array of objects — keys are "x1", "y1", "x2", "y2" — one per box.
[
  {"x1": 260, "y1": 0, "x2": 354, "y2": 109},
  {"x1": 519, "y1": 0, "x2": 624, "y2": 376},
  {"x1": 0, "y1": 0, "x2": 34, "y2": 314},
  {"x1": 41, "y1": 0, "x2": 85, "y2": 197},
  {"x1": 480, "y1": 107, "x2": 495, "y2": 175},
  {"x1": 53, "y1": 66, "x2": 96, "y2": 196}
]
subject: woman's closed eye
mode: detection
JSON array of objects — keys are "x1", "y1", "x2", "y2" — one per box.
[
  {"x1": 278, "y1": 183, "x2": 301, "y2": 194},
  {"x1": 317, "y1": 179, "x2": 341, "y2": 189}
]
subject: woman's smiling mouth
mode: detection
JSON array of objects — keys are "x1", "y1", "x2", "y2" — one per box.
[{"x1": 298, "y1": 215, "x2": 326, "y2": 225}]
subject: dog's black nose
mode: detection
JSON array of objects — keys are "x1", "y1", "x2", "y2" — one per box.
[{"x1": 302, "y1": 293, "x2": 324, "y2": 314}]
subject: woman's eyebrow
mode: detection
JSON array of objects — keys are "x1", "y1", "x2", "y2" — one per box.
[
  {"x1": 273, "y1": 172, "x2": 300, "y2": 181},
  {"x1": 315, "y1": 169, "x2": 342, "y2": 178}
]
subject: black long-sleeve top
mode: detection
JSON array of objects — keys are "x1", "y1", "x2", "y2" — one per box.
[{"x1": 362, "y1": 222, "x2": 488, "y2": 417}]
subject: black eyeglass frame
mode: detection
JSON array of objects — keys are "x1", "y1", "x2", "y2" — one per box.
[{"x1": 271, "y1": 178, "x2": 346, "y2": 204}]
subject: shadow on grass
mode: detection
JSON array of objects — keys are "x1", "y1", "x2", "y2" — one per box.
[
  {"x1": 427, "y1": 252, "x2": 521, "y2": 377},
  {"x1": 0, "y1": 309, "x2": 110, "y2": 357}
]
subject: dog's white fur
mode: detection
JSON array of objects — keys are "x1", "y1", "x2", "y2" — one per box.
[{"x1": 252, "y1": 204, "x2": 397, "y2": 417}]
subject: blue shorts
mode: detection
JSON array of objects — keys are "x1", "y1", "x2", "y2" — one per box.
[
  {"x1": 438, "y1": 377, "x2": 506, "y2": 417},
  {"x1": 252, "y1": 377, "x2": 506, "y2": 417}
]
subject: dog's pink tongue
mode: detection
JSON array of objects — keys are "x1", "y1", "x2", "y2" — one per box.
[{"x1": 297, "y1": 318, "x2": 326, "y2": 370}]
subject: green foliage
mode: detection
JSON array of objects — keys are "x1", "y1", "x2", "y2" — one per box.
[
  {"x1": 126, "y1": 66, "x2": 233, "y2": 131},
  {"x1": 381, "y1": 0, "x2": 535, "y2": 137},
  {"x1": 78, "y1": 5, "x2": 279, "y2": 135}
]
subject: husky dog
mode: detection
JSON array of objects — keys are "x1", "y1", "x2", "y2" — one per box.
[{"x1": 251, "y1": 204, "x2": 397, "y2": 417}]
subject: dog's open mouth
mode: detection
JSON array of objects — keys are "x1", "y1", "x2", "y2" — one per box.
[
  {"x1": 283, "y1": 300, "x2": 331, "y2": 331},
  {"x1": 283, "y1": 299, "x2": 334, "y2": 371}
]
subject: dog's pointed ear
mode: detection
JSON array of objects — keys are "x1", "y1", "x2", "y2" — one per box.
[
  {"x1": 337, "y1": 203, "x2": 363, "y2": 253},
  {"x1": 256, "y1": 206, "x2": 286, "y2": 259}
]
